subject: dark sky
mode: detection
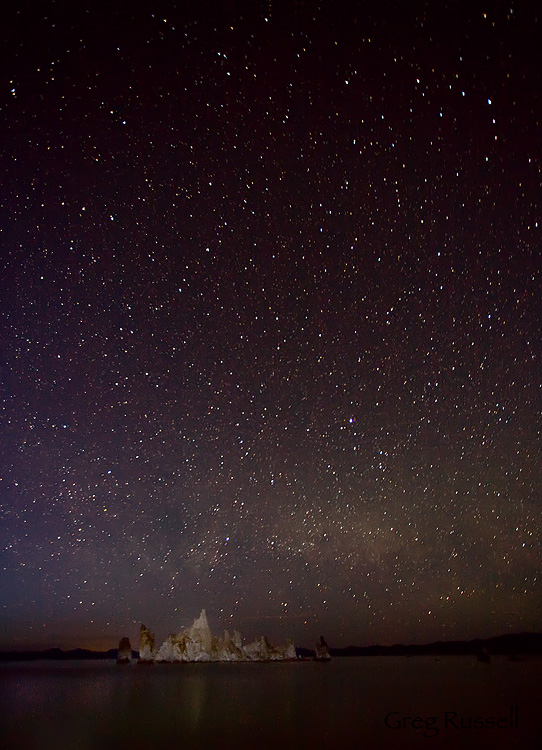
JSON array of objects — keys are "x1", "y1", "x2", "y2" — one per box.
[{"x1": 1, "y1": 0, "x2": 540, "y2": 651}]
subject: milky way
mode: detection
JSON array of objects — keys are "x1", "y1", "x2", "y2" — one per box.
[{"x1": 1, "y1": 0, "x2": 540, "y2": 650}]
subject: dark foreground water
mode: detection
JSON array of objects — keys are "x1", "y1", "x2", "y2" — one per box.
[{"x1": 0, "y1": 656, "x2": 538, "y2": 749}]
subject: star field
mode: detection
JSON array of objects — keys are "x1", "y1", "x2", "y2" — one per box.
[{"x1": 0, "y1": 0, "x2": 540, "y2": 650}]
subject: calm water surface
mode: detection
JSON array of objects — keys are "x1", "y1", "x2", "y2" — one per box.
[{"x1": 0, "y1": 656, "x2": 538, "y2": 749}]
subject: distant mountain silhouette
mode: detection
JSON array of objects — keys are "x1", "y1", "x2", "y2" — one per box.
[
  {"x1": 0, "y1": 647, "x2": 138, "y2": 662},
  {"x1": 296, "y1": 632, "x2": 542, "y2": 658},
  {"x1": 2, "y1": 632, "x2": 541, "y2": 661}
]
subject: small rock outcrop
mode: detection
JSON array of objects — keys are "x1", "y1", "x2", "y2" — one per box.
[
  {"x1": 116, "y1": 636, "x2": 132, "y2": 664},
  {"x1": 138, "y1": 624, "x2": 155, "y2": 664},
  {"x1": 314, "y1": 635, "x2": 331, "y2": 661},
  {"x1": 476, "y1": 645, "x2": 491, "y2": 663}
]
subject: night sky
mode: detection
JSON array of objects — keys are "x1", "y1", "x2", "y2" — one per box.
[{"x1": 1, "y1": 0, "x2": 540, "y2": 652}]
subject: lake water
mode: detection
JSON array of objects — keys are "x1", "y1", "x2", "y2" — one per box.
[{"x1": 0, "y1": 656, "x2": 538, "y2": 749}]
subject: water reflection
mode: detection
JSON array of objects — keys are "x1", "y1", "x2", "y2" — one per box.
[{"x1": 0, "y1": 657, "x2": 538, "y2": 749}]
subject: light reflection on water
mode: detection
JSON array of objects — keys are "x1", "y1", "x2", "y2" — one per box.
[{"x1": 0, "y1": 656, "x2": 538, "y2": 749}]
